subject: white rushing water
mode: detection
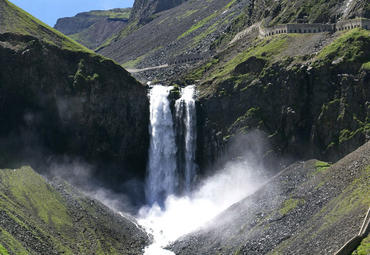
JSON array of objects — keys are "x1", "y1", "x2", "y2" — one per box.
[
  {"x1": 138, "y1": 159, "x2": 264, "y2": 255},
  {"x1": 175, "y1": 85, "x2": 197, "y2": 193},
  {"x1": 140, "y1": 84, "x2": 264, "y2": 254},
  {"x1": 145, "y1": 85, "x2": 177, "y2": 205}
]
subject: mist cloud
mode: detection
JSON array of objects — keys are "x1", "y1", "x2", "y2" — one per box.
[{"x1": 137, "y1": 131, "x2": 269, "y2": 254}]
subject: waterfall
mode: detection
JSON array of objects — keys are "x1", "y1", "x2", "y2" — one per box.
[
  {"x1": 175, "y1": 85, "x2": 197, "y2": 193},
  {"x1": 146, "y1": 85, "x2": 177, "y2": 205},
  {"x1": 146, "y1": 84, "x2": 197, "y2": 206}
]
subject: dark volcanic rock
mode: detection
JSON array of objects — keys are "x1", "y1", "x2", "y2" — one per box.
[
  {"x1": 234, "y1": 56, "x2": 267, "y2": 75},
  {"x1": 194, "y1": 31, "x2": 370, "y2": 171},
  {"x1": 0, "y1": 33, "x2": 149, "y2": 187}
]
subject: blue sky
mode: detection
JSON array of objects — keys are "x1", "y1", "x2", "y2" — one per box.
[{"x1": 9, "y1": 0, "x2": 135, "y2": 27}]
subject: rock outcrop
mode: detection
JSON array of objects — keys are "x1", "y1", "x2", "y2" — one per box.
[
  {"x1": 0, "y1": 32, "x2": 149, "y2": 189},
  {"x1": 130, "y1": 0, "x2": 188, "y2": 24},
  {"x1": 189, "y1": 28, "x2": 370, "y2": 171},
  {"x1": 54, "y1": 9, "x2": 130, "y2": 49}
]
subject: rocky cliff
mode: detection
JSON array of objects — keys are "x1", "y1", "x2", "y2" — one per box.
[
  {"x1": 187, "y1": 28, "x2": 370, "y2": 171},
  {"x1": 0, "y1": 166, "x2": 149, "y2": 255},
  {"x1": 130, "y1": 0, "x2": 188, "y2": 24},
  {"x1": 0, "y1": 32, "x2": 149, "y2": 191},
  {"x1": 54, "y1": 9, "x2": 131, "y2": 49}
]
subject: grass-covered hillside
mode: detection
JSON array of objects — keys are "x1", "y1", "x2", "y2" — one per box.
[
  {"x1": 171, "y1": 141, "x2": 370, "y2": 254},
  {"x1": 0, "y1": 0, "x2": 89, "y2": 52},
  {"x1": 55, "y1": 8, "x2": 131, "y2": 50},
  {"x1": 0, "y1": 166, "x2": 148, "y2": 255}
]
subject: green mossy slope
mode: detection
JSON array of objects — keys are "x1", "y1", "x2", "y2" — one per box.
[
  {"x1": 0, "y1": 166, "x2": 148, "y2": 255},
  {"x1": 0, "y1": 0, "x2": 89, "y2": 52},
  {"x1": 353, "y1": 234, "x2": 370, "y2": 255}
]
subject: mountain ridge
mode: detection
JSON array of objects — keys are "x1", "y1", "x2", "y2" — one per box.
[
  {"x1": 0, "y1": 0, "x2": 89, "y2": 52},
  {"x1": 54, "y1": 8, "x2": 131, "y2": 50}
]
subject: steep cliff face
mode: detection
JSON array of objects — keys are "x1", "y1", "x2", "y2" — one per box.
[
  {"x1": 55, "y1": 9, "x2": 130, "y2": 49},
  {"x1": 184, "y1": 29, "x2": 370, "y2": 171},
  {"x1": 130, "y1": 0, "x2": 188, "y2": 24},
  {"x1": 0, "y1": 33, "x2": 149, "y2": 187},
  {"x1": 55, "y1": 9, "x2": 131, "y2": 35}
]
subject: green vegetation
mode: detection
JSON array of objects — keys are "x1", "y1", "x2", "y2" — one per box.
[
  {"x1": 170, "y1": 84, "x2": 181, "y2": 98},
  {"x1": 271, "y1": 162, "x2": 370, "y2": 254},
  {"x1": 227, "y1": 107, "x2": 263, "y2": 135},
  {"x1": 1, "y1": 0, "x2": 90, "y2": 52},
  {"x1": 65, "y1": 8, "x2": 131, "y2": 49},
  {"x1": 210, "y1": 12, "x2": 248, "y2": 49},
  {"x1": 178, "y1": 11, "x2": 219, "y2": 39},
  {"x1": 179, "y1": 9, "x2": 198, "y2": 19},
  {"x1": 199, "y1": 28, "x2": 370, "y2": 90},
  {"x1": 313, "y1": 161, "x2": 331, "y2": 175},
  {"x1": 0, "y1": 167, "x2": 74, "y2": 254},
  {"x1": 0, "y1": 167, "x2": 71, "y2": 229},
  {"x1": 317, "y1": 166, "x2": 370, "y2": 233},
  {"x1": 0, "y1": 227, "x2": 29, "y2": 255},
  {"x1": 339, "y1": 122, "x2": 370, "y2": 145},
  {"x1": 122, "y1": 55, "x2": 146, "y2": 69},
  {"x1": 315, "y1": 29, "x2": 370, "y2": 65},
  {"x1": 0, "y1": 166, "x2": 146, "y2": 254},
  {"x1": 89, "y1": 9, "x2": 131, "y2": 19},
  {"x1": 96, "y1": 20, "x2": 140, "y2": 51},
  {"x1": 353, "y1": 234, "x2": 370, "y2": 255},
  {"x1": 225, "y1": 0, "x2": 238, "y2": 9},
  {"x1": 0, "y1": 244, "x2": 9, "y2": 255},
  {"x1": 361, "y1": 61, "x2": 370, "y2": 70},
  {"x1": 212, "y1": 35, "x2": 289, "y2": 79},
  {"x1": 192, "y1": 20, "x2": 219, "y2": 44},
  {"x1": 279, "y1": 198, "x2": 304, "y2": 215},
  {"x1": 186, "y1": 57, "x2": 219, "y2": 81},
  {"x1": 265, "y1": 0, "x2": 369, "y2": 26}
]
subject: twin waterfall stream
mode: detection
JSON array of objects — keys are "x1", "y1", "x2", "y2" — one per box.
[
  {"x1": 146, "y1": 85, "x2": 197, "y2": 205},
  {"x1": 140, "y1": 85, "x2": 197, "y2": 254},
  {"x1": 137, "y1": 84, "x2": 263, "y2": 254}
]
